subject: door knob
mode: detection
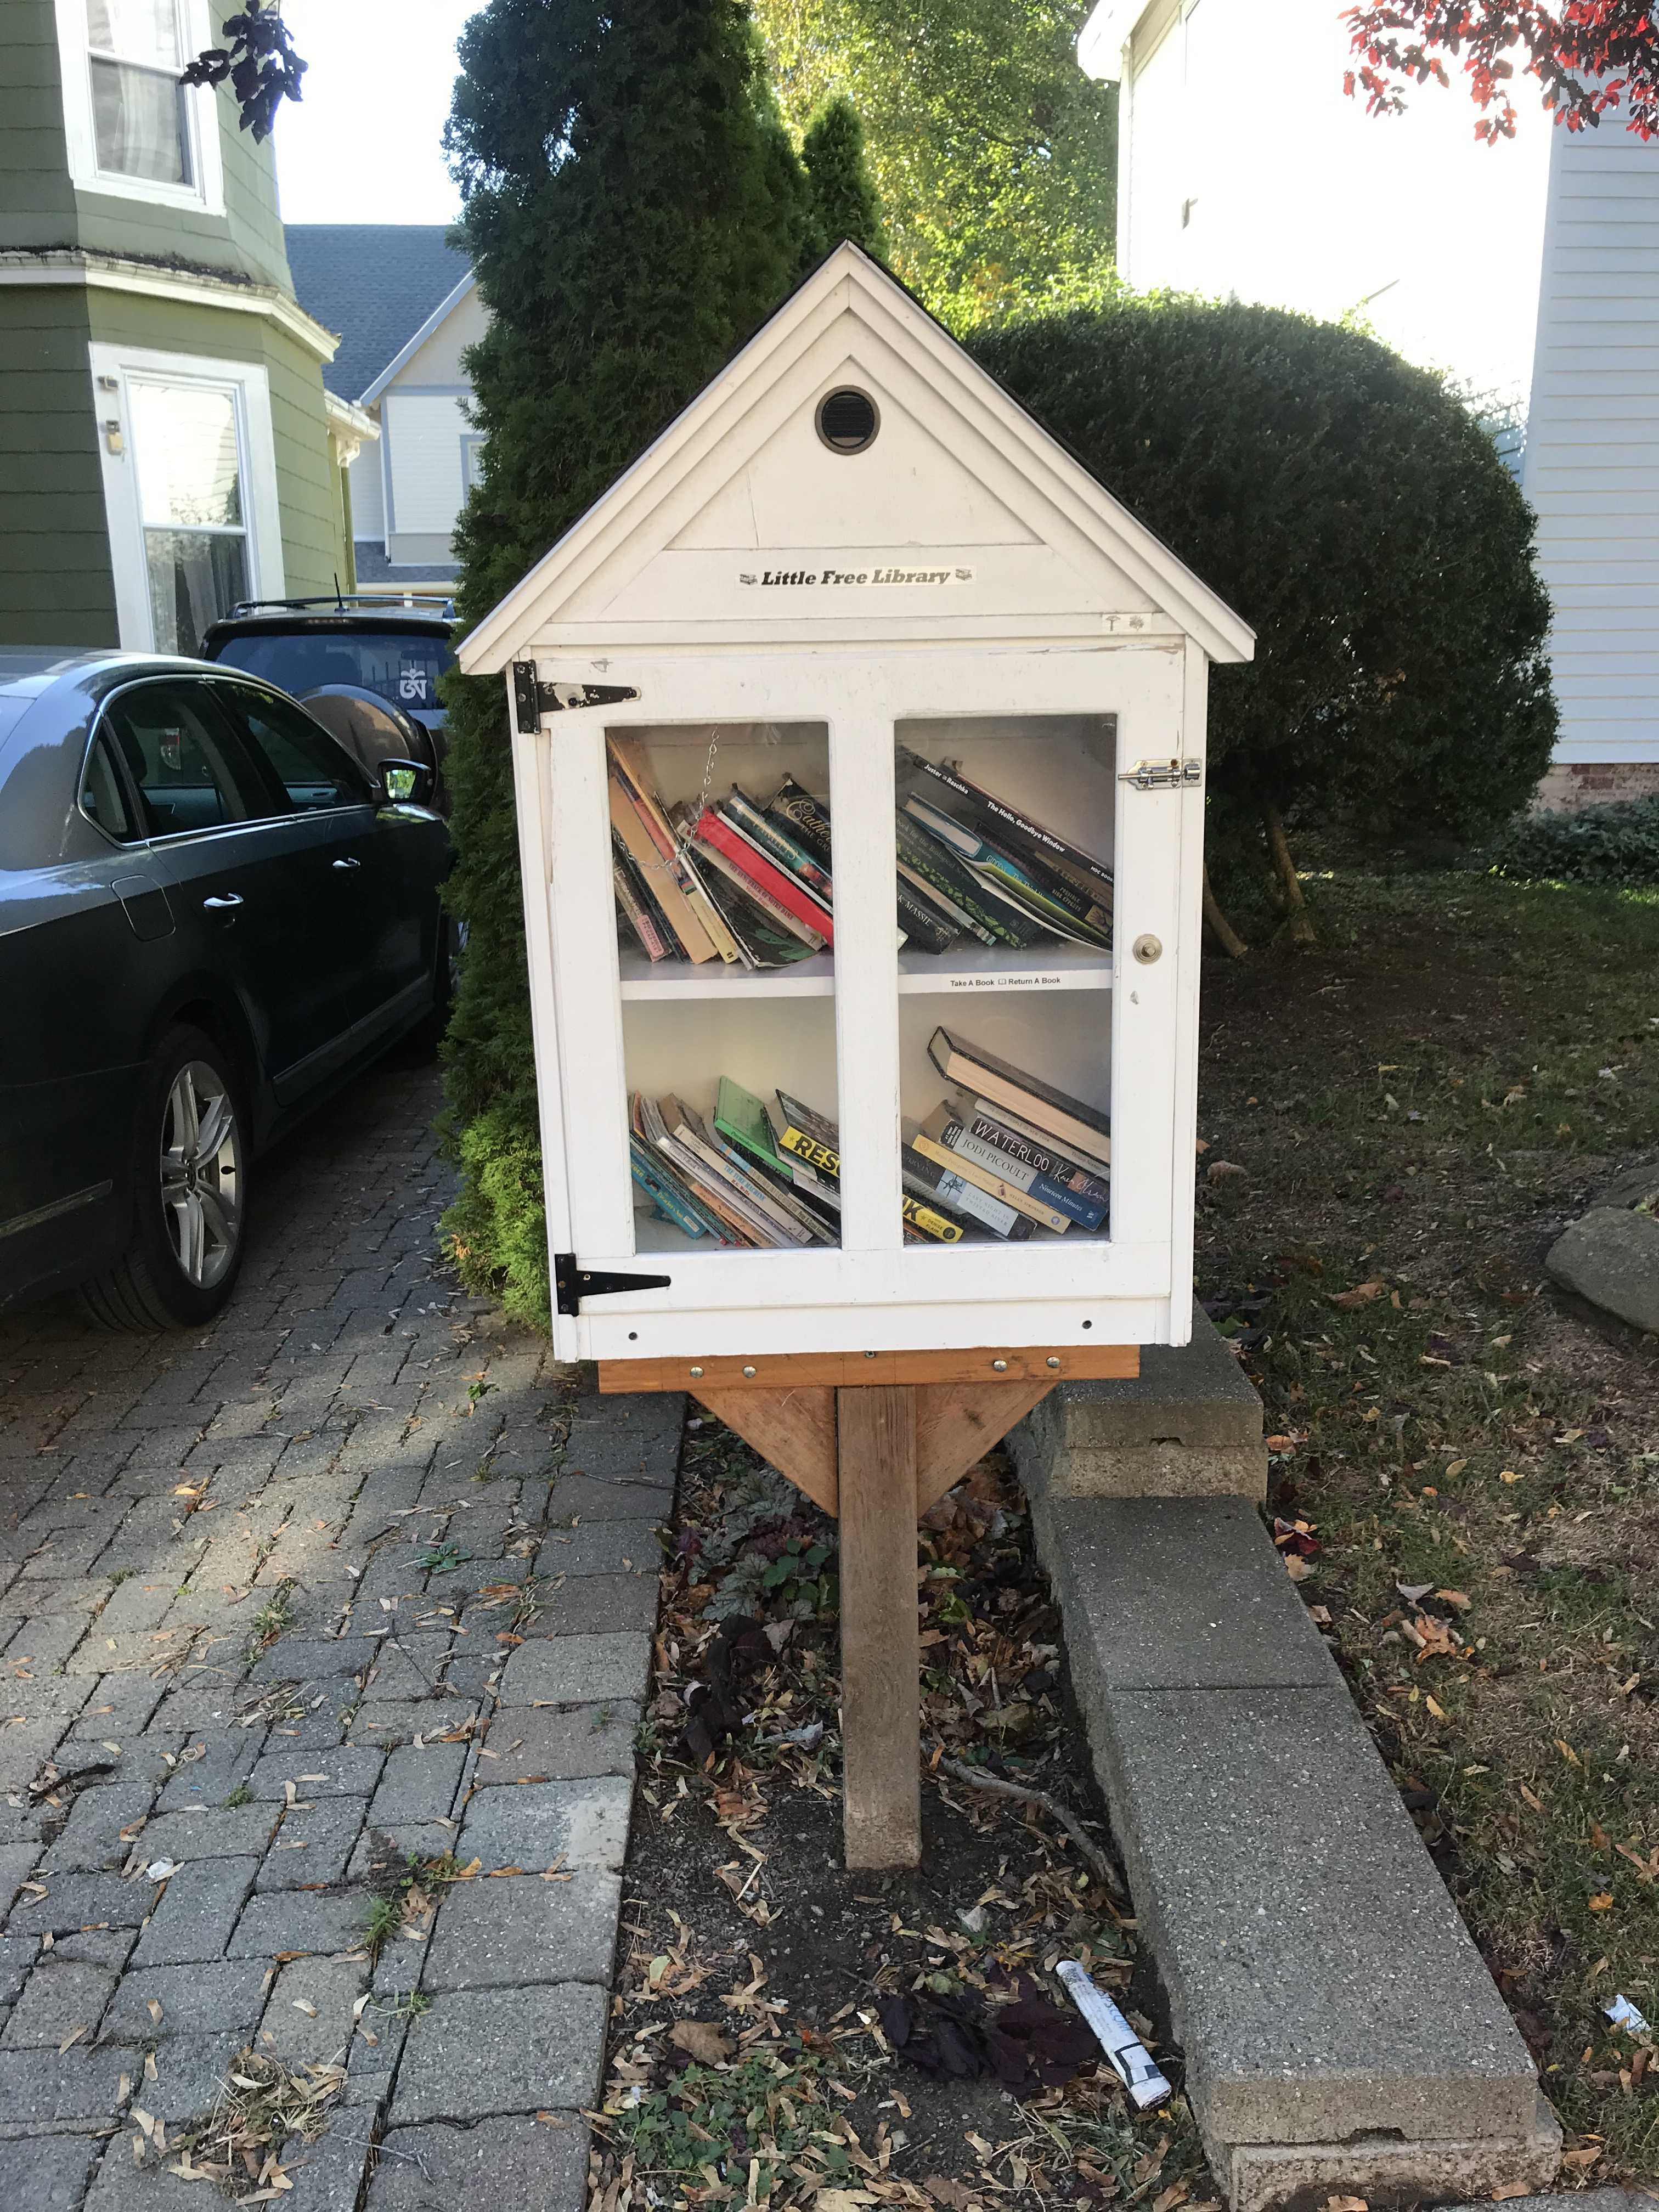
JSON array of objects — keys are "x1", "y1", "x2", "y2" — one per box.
[
  {"x1": 331, "y1": 857, "x2": 362, "y2": 870},
  {"x1": 202, "y1": 893, "x2": 243, "y2": 910}
]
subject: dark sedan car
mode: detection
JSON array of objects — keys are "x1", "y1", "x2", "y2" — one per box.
[{"x1": 0, "y1": 651, "x2": 451, "y2": 1329}]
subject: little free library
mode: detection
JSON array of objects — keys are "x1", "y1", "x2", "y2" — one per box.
[{"x1": 459, "y1": 244, "x2": 1255, "y2": 1866}]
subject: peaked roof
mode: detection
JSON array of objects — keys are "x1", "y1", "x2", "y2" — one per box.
[
  {"x1": 459, "y1": 244, "x2": 1254, "y2": 672},
  {"x1": 284, "y1": 225, "x2": 472, "y2": 402}
]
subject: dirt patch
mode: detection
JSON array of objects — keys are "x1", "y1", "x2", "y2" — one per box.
[
  {"x1": 591, "y1": 1425, "x2": 1211, "y2": 2212},
  {"x1": 1196, "y1": 868, "x2": 1659, "y2": 2182}
]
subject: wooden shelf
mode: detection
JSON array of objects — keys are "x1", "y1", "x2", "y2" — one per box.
[{"x1": 618, "y1": 941, "x2": 1111, "y2": 1001}]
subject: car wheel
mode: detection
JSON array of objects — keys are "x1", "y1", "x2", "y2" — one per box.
[{"x1": 80, "y1": 1026, "x2": 249, "y2": 1331}]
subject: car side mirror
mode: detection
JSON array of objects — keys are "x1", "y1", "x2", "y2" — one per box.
[{"x1": 379, "y1": 757, "x2": 435, "y2": 806}]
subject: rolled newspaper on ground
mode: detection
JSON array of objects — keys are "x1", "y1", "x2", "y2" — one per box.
[{"x1": 1055, "y1": 1959, "x2": 1172, "y2": 2111}]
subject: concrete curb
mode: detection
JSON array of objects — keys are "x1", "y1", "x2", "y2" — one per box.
[
  {"x1": 1030, "y1": 1493, "x2": 1561, "y2": 2209},
  {"x1": 1011, "y1": 1302, "x2": 1266, "y2": 1502}
]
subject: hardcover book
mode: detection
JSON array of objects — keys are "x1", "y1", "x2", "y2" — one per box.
[
  {"x1": 962, "y1": 1100, "x2": 1111, "y2": 1200},
  {"x1": 927, "y1": 1028, "x2": 1111, "y2": 1169},
  {"x1": 898, "y1": 747, "x2": 1115, "y2": 905}
]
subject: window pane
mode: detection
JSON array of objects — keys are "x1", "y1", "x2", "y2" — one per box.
[
  {"x1": 89, "y1": 59, "x2": 190, "y2": 184},
  {"x1": 132, "y1": 385, "x2": 242, "y2": 529},
  {"x1": 212, "y1": 631, "x2": 454, "y2": 717},
  {"x1": 80, "y1": 734, "x2": 139, "y2": 842},
  {"x1": 223, "y1": 689, "x2": 374, "y2": 811},
  {"x1": 144, "y1": 530, "x2": 247, "y2": 656},
  {"x1": 87, "y1": 0, "x2": 182, "y2": 66},
  {"x1": 101, "y1": 683, "x2": 261, "y2": 837}
]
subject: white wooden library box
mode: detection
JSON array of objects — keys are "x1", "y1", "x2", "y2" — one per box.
[{"x1": 459, "y1": 245, "x2": 1254, "y2": 1369}]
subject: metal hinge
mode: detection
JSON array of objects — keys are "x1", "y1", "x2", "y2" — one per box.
[
  {"x1": 554, "y1": 1252, "x2": 672, "y2": 1318},
  {"x1": 1118, "y1": 757, "x2": 1203, "y2": 792},
  {"x1": 512, "y1": 663, "x2": 640, "y2": 733}
]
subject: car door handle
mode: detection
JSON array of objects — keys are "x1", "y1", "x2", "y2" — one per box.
[
  {"x1": 202, "y1": 893, "x2": 244, "y2": 910},
  {"x1": 331, "y1": 857, "x2": 362, "y2": 871}
]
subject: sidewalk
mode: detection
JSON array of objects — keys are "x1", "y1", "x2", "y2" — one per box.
[{"x1": 0, "y1": 1062, "x2": 672, "y2": 2211}]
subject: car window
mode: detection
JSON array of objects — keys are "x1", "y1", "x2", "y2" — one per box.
[
  {"x1": 80, "y1": 732, "x2": 140, "y2": 843},
  {"x1": 100, "y1": 682, "x2": 264, "y2": 838},
  {"x1": 219, "y1": 685, "x2": 375, "y2": 812},
  {"x1": 211, "y1": 630, "x2": 453, "y2": 716}
]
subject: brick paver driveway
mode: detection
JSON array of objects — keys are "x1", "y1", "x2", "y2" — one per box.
[{"x1": 0, "y1": 1058, "x2": 677, "y2": 2211}]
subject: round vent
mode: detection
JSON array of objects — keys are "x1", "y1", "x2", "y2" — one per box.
[{"x1": 815, "y1": 386, "x2": 879, "y2": 454}]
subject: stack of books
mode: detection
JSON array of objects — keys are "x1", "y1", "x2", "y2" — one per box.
[
  {"x1": 628, "y1": 1033, "x2": 1111, "y2": 1249},
  {"x1": 610, "y1": 739, "x2": 834, "y2": 970},
  {"x1": 894, "y1": 749, "x2": 1113, "y2": 953}
]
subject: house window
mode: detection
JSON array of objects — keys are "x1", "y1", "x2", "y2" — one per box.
[
  {"x1": 460, "y1": 432, "x2": 487, "y2": 494},
  {"x1": 86, "y1": 0, "x2": 193, "y2": 187},
  {"x1": 129, "y1": 380, "x2": 250, "y2": 652},
  {"x1": 91, "y1": 342, "x2": 284, "y2": 653},
  {"x1": 54, "y1": 0, "x2": 223, "y2": 211}
]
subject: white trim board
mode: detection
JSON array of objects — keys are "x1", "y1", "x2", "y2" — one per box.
[
  {"x1": 52, "y1": 0, "x2": 225, "y2": 219},
  {"x1": 458, "y1": 244, "x2": 1254, "y2": 672},
  {"x1": 89, "y1": 339, "x2": 284, "y2": 651},
  {"x1": 358, "y1": 275, "x2": 478, "y2": 405},
  {"x1": 1, "y1": 251, "x2": 339, "y2": 363}
]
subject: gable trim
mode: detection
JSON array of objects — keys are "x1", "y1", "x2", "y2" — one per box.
[
  {"x1": 456, "y1": 246, "x2": 1252, "y2": 673},
  {"x1": 359, "y1": 273, "x2": 478, "y2": 405}
]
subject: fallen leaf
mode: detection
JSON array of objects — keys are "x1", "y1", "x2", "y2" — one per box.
[
  {"x1": 1588, "y1": 1893, "x2": 1615, "y2": 1912},
  {"x1": 1444, "y1": 1458, "x2": 1467, "y2": 1477},
  {"x1": 1425, "y1": 1695, "x2": 1447, "y2": 1720},
  {"x1": 669, "y1": 2020, "x2": 734, "y2": 2065},
  {"x1": 58, "y1": 2024, "x2": 88, "y2": 2053},
  {"x1": 292, "y1": 1999, "x2": 319, "y2": 2017},
  {"x1": 1499, "y1": 1469, "x2": 1522, "y2": 1484},
  {"x1": 146, "y1": 1999, "x2": 162, "y2": 2024},
  {"x1": 1331, "y1": 1280, "x2": 1387, "y2": 1309}
]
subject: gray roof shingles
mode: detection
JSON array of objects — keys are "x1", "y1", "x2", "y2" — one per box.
[{"x1": 285, "y1": 224, "x2": 472, "y2": 402}]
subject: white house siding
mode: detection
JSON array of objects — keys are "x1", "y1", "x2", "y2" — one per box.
[
  {"x1": 1525, "y1": 123, "x2": 1659, "y2": 800},
  {"x1": 383, "y1": 390, "x2": 469, "y2": 558},
  {"x1": 349, "y1": 437, "x2": 385, "y2": 542}
]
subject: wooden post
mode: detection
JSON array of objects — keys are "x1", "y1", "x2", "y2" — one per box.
[{"x1": 837, "y1": 1383, "x2": 921, "y2": 1869}]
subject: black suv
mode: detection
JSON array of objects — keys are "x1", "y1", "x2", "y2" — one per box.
[{"x1": 200, "y1": 596, "x2": 455, "y2": 814}]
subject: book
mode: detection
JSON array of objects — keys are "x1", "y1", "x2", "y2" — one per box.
[
  {"x1": 896, "y1": 860, "x2": 992, "y2": 947},
  {"x1": 693, "y1": 808, "x2": 835, "y2": 944},
  {"x1": 662, "y1": 1095, "x2": 810, "y2": 1246},
  {"x1": 721, "y1": 788, "x2": 834, "y2": 901},
  {"x1": 607, "y1": 738, "x2": 741, "y2": 962},
  {"x1": 962, "y1": 1098, "x2": 1111, "y2": 1196},
  {"x1": 608, "y1": 778, "x2": 716, "y2": 962},
  {"x1": 929, "y1": 1104, "x2": 1107, "y2": 1231},
  {"x1": 629, "y1": 1136, "x2": 710, "y2": 1238},
  {"x1": 913, "y1": 1107, "x2": 1073, "y2": 1233},
  {"x1": 766, "y1": 775, "x2": 833, "y2": 868},
  {"x1": 614, "y1": 831, "x2": 682, "y2": 953},
  {"x1": 896, "y1": 809, "x2": 1038, "y2": 947},
  {"x1": 898, "y1": 747, "x2": 1115, "y2": 905},
  {"x1": 629, "y1": 1100, "x2": 737, "y2": 1242},
  {"x1": 905, "y1": 794, "x2": 1111, "y2": 946},
  {"x1": 902, "y1": 1144, "x2": 1033, "y2": 1239},
  {"x1": 774, "y1": 1090, "x2": 967, "y2": 1243},
  {"x1": 894, "y1": 874, "x2": 957, "y2": 954},
  {"x1": 680, "y1": 818, "x2": 828, "y2": 952},
  {"x1": 612, "y1": 854, "x2": 669, "y2": 961},
  {"x1": 927, "y1": 1028, "x2": 1112, "y2": 1169},
  {"x1": 637, "y1": 1093, "x2": 764, "y2": 1245}
]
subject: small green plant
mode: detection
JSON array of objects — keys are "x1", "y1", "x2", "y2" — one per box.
[
  {"x1": 414, "y1": 1542, "x2": 472, "y2": 1575},
  {"x1": 466, "y1": 1379, "x2": 495, "y2": 1405},
  {"x1": 760, "y1": 1535, "x2": 835, "y2": 1616},
  {"x1": 608, "y1": 2051, "x2": 828, "y2": 2194},
  {"x1": 108, "y1": 1568, "x2": 133, "y2": 1587},
  {"x1": 360, "y1": 1895, "x2": 404, "y2": 1965},
  {"x1": 223, "y1": 1782, "x2": 252, "y2": 1809},
  {"x1": 245, "y1": 1580, "x2": 298, "y2": 1660},
  {"x1": 376, "y1": 1989, "x2": 432, "y2": 2020}
]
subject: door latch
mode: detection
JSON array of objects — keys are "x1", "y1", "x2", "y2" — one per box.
[
  {"x1": 1118, "y1": 758, "x2": 1202, "y2": 791},
  {"x1": 554, "y1": 1253, "x2": 673, "y2": 1317},
  {"x1": 512, "y1": 664, "x2": 640, "y2": 733}
]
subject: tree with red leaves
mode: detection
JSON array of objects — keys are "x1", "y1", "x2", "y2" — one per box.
[{"x1": 1344, "y1": 0, "x2": 1659, "y2": 141}]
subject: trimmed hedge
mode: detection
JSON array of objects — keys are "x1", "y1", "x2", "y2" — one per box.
[
  {"x1": 969, "y1": 296, "x2": 1558, "y2": 845},
  {"x1": 1491, "y1": 797, "x2": 1659, "y2": 885}
]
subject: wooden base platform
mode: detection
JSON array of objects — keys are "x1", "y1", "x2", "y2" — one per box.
[{"x1": 605, "y1": 1348, "x2": 1138, "y2": 1869}]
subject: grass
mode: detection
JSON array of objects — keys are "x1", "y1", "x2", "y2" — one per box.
[
  {"x1": 603, "y1": 2050, "x2": 834, "y2": 2196},
  {"x1": 244, "y1": 1579, "x2": 298, "y2": 1661},
  {"x1": 1197, "y1": 866, "x2": 1659, "y2": 2179}
]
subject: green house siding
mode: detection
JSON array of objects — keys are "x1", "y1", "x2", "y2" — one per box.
[
  {"x1": 0, "y1": 286, "x2": 116, "y2": 646},
  {"x1": 85, "y1": 291, "x2": 346, "y2": 602},
  {"x1": 0, "y1": 0, "x2": 76, "y2": 238}
]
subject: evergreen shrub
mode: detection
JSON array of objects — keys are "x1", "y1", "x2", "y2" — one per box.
[
  {"x1": 968, "y1": 297, "x2": 1558, "y2": 847},
  {"x1": 1491, "y1": 796, "x2": 1659, "y2": 885},
  {"x1": 438, "y1": 0, "x2": 822, "y2": 1327}
]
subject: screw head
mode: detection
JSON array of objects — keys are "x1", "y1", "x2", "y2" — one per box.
[
  {"x1": 1046, "y1": 1356, "x2": 1061, "y2": 1369},
  {"x1": 742, "y1": 1364, "x2": 757, "y2": 1379},
  {"x1": 689, "y1": 1365, "x2": 703, "y2": 1379},
  {"x1": 992, "y1": 1357, "x2": 1008, "y2": 1372},
  {"x1": 1132, "y1": 933, "x2": 1163, "y2": 964}
]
